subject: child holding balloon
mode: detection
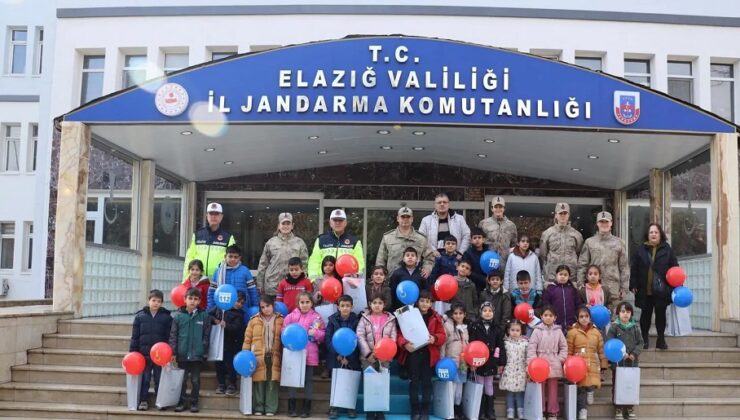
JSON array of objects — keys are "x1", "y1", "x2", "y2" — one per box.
[
  {"x1": 208, "y1": 291, "x2": 246, "y2": 395},
  {"x1": 527, "y1": 305, "x2": 568, "y2": 420},
  {"x1": 605, "y1": 302, "x2": 643, "y2": 420},
  {"x1": 389, "y1": 247, "x2": 427, "y2": 311},
  {"x1": 441, "y1": 303, "x2": 470, "y2": 419},
  {"x1": 469, "y1": 301, "x2": 507, "y2": 420},
  {"x1": 326, "y1": 295, "x2": 361, "y2": 419},
  {"x1": 183, "y1": 259, "x2": 210, "y2": 310},
  {"x1": 314, "y1": 255, "x2": 341, "y2": 378},
  {"x1": 578, "y1": 265, "x2": 613, "y2": 312},
  {"x1": 276, "y1": 257, "x2": 314, "y2": 314},
  {"x1": 499, "y1": 320, "x2": 528, "y2": 420},
  {"x1": 566, "y1": 305, "x2": 609, "y2": 420},
  {"x1": 243, "y1": 295, "x2": 284, "y2": 416}
]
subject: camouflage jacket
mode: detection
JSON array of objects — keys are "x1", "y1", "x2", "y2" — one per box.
[
  {"x1": 375, "y1": 227, "x2": 435, "y2": 273},
  {"x1": 255, "y1": 232, "x2": 309, "y2": 296},
  {"x1": 479, "y1": 216, "x2": 518, "y2": 267},
  {"x1": 577, "y1": 232, "x2": 630, "y2": 298},
  {"x1": 540, "y1": 223, "x2": 583, "y2": 284}
]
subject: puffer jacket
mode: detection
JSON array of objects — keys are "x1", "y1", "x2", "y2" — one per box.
[
  {"x1": 389, "y1": 262, "x2": 427, "y2": 311},
  {"x1": 478, "y1": 216, "x2": 518, "y2": 268},
  {"x1": 281, "y1": 308, "x2": 326, "y2": 367},
  {"x1": 566, "y1": 324, "x2": 608, "y2": 387},
  {"x1": 441, "y1": 318, "x2": 469, "y2": 367},
  {"x1": 479, "y1": 287, "x2": 512, "y2": 325},
  {"x1": 630, "y1": 241, "x2": 679, "y2": 307},
  {"x1": 577, "y1": 232, "x2": 629, "y2": 305},
  {"x1": 527, "y1": 322, "x2": 568, "y2": 379},
  {"x1": 540, "y1": 222, "x2": 584, "y2": 284},
  {"x1": 504, "y1": 247, "x2": 544, "y2": 292},
  {"x1": 129, "y1": 306, "x2": 173, "y2": 359},
  {"x1": 419, "y1": 210, "x2": 471, "y2": 254},
  {"x1": 462, "y1": 246, "x2": 487, "y2": 292},
  {"x1": 208, "y1": 262, "x2": 259, "y2": 311},
  {"x1": 605, "y1": 321, "x2": 644, "y2": 366},
  {"x1": 468, "y1": 318, "x2": 507, "y2": 376},
  {"x1": 510, "y1": 288, "x2": 542, "y2": 311},
  {"x1": 181, "y1": 276, "x2": 211, "y2": 310},
  {"x1": 242, "y1": 313, "x2": 284, "y2": 382},
  {"x1": 375, "y1": 227, "x2": 435, "y2": 274},
  {"x1": 397, "y1": 308, "x2": 446, "y2": 367},
  {"x1": 208, "y1": 306, "x2": 246, "y2": 354},
  {"x1": 431, "y1": 250, "x2": 462, "y2": 281},
  {"x1": 542, "y1": 281, "x2": 582, "y2": 329},
  {"x1": 357, "y1": 310, "x2": 398, "y2": 367},
  {"x1": 326, "y1": 311, "x2": 361, "y2": 370},
  {"x1": 256, "y1": 232, "x2": 309, "y2": 296},
  {"x1": 451, "y1": 276, "x2": 478, "y2": 321},
  {"x1": 169, "y1": 307, "x2": 212, "y2": 362},
  {"x1": 499, "y1": 336, "x2": 528, "y2": 392}
]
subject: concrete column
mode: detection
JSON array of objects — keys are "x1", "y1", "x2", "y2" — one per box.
[
  {"x1": 52, "y1": 122, "x2": 91, "y2": 317},
  {"x1": 663, "y1": 172, "x2": 672, "y2": 242},
  {"x1": 181, "y1": 181, "x2": 197, "y2": 257},
  {"x1": 137, "y1": 160, "x2": 156, "y2": 305},
  {"x1": 613, "y1": 190, "x2": 627, "y2": 238},
  {"x1": 649, "y1": 168, "x2": 665, "y2": 225},
  {"x1": 710, "y1": 133, "x2": 740, "y2": 329}
]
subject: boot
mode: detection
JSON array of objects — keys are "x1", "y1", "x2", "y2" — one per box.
[
  {"x1": 300, "y1": 400, "x2": 311, "y2": 418},
  {"x1": 486, "y1": 395, "x2": 496, "y2": 420},
  {"x1": 656, "y1": 335, "x2": 668, "y2": 350},
  {"x1": 455, "y1": 404, "x2": 463, "y2": 420},
  {"x1": 411, "y1": 403, "x2": 421, "y2": 420},
  {"x1": 479, "y1": 395, "x2": 489, "y2": 420},
  {"x1": 642, "y1": 332, "x2": 649, "y2": 349},
  {"x1": 288, "y1": 399, "x2": 297, "y2": 417}
]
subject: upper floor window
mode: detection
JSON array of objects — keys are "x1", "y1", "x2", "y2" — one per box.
[
  {"x1": 1, "y1": 124, "x2": 20, "y2": 172},
  {"x1": 624, "y1": 59, "x2": 651, "y2": 87},
  {"x1": 575, "y1": 57, "x2": 602, "y2": 71},
  {"x1": 210, "y1": 50, "x2": 237, "y2": 61},
  {"x1": 81, "y1": 55, "x2": 105, "y2": 104},
  {"x1": 711, "y1": 63, "x2": 735, "y2": 122},
  {"x1": 0, "y1": 222, "x2": 14, "y2": 270},
  {"x1": 668, "y1": 60, "x2": 694, "y2": 103},
  {"x1": 8, "y1": 28, "x2": 27, "y2": 74},
  {"x1": 164, "y1": 52, "x2": 188, "y2": 74},
  {"x1": 122, "y1": 54, "x2": 147, "y2": 88}
]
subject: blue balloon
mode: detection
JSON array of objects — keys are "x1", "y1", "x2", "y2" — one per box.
[
  {"x1": 233, "y1": 350, "x2": 257, "y2": 377},
  {"x1": 435, "y1": 357, "x2": 458, "y2": 382},
  {"x1": 332, "y1": 327, "x2": 358, "y2": 356},
  {"x1": 672, "y1": 286, "x2": 693, "y2": 308},
  {"x1": 281, "y1": 324, "x2": 309, "y2": 351},
  {"x1": 215, "y1": 284, "x2": 237, "y2": 310},
  {"x1": 480, "y1": 250, "x2": 501, "y2": 274},
  {"x1": 396, "y1": 280, "x2": 420, "y2": 305},
  {"x1": 604, "y1": 338, "x2": 626, "y2": 363},
  {"x1": 245, "y1": 306, "x2": 260, "y2": 320},
  {"x1": 591, "y1": 305, "x2": 611, "y2": 328},
  {"x1": 275, "y1": 302, "x2": 289, "y2": 316}
]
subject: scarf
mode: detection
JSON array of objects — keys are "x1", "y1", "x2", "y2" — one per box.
[
  {"x1": 616, "y1": 318, "x2": 636, "y2": 330},
  {"x1": 585, "y1": 283, "x2": 604, "y2": 306},
  {"x1": 261, "y1": 314, "x2": 276, "y2": 353},
  {"x1": 646, "y1": 241, "x2": 658, "y2": 296}
]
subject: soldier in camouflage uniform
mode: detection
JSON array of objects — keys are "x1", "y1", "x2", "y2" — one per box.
[
  {"x1": 255, "y1": 212, "x2": 309, "y2": 296},
  {"x1": 478, "y1": 196, "x2": 518, "y2": 270},
  {"x1": 540, "y1": 202, "x2": 584, "y2": 286},
  {"x1": 376, "y1": 207, "x2": 435, "y2": 276},
  {"x1": 577, "y1": 211, "x2": 629, "y2": 308}
]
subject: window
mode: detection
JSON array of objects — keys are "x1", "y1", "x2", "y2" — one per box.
[
  {"x1": 575, "y1": 57, "x2": 602, "y2": 71},
  {"x1": 8, "y1": 28, "x2": 27, "y2": 74},
  {"x1": 0, "y1": 222, "x2": 14, "y2": 269},
  {"x1": 22, "y1": 222, "x2": 32, "y2": 271},
  {"x1": 624, "y1": 59, "x2": 651, "y2": 87},
  {"x1": 668, "y1": 61, "x2": 694, "y2": 103},
  {"x1": 2, "y1": 124, "x2": 20, "y2": 172},
  {"x1": 122, "y1": 54, "x2": 147, "y2": 88},
  {"x1": 711, "y1": 63, "x2": 735, "y2": 121},
  {"x1": 81, "y1": 55, "x2": 105, "y2": 104},
  {"x1": 211, "y1": 50, "x2": 236, "y2": 61},
  {"x1": 28, "y1": 124, "x2": 38, "y2": 172},
  {"x1": 33, "y1": 27, "x2": 43, "y2": 74},
  {"x1": 164, "y1": 52, "x2": 188, "y2": 74}
]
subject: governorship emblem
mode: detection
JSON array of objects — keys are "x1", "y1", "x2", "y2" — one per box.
[
  {"x1": 155, "y1": 83, "x2": 189, "y2": 117},
  {"x1": 614, "y1": 91, "x2": 640, "y2": 125}
]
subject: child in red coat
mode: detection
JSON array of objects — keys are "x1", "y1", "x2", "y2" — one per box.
[{"x1": 276, "y1": 257, "x2": 313, "y2": 313}]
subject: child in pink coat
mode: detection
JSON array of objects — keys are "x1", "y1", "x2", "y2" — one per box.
[
  {"x1": 281, "y1": 291, "x2": 326, "y2": 417},
  {"x1": 527, "y1": 305, "x2": 568, "y2": 420}
]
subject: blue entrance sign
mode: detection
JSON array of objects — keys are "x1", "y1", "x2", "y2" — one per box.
[{"x1": 64, "y1": 36, "x2": 735, "y2": 134}]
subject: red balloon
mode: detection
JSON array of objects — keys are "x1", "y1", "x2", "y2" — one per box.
[
  {"x1": 514, "y1": 303, "x2": 534, "y2": 323},
  {"x1": 171, "y1": 284, "x2": 188, "y2": 308},
  {"x1": 528, "y1": 357, "x2": 550, "y2": 383},
  {"x1": 463, "y1": 341, "x2": 490, "y2": 367},
  {"x1": 666, "y1": 266, "x2": 687, "y2": 287},
  {"x1": 150, "y1": 342, "x2": 173, "y2": 367},
  {"x1": 434, "y1": 274, "x2": 459, "y2": 301},
  {"x1": 564, "y1": 355, "x2": 588, "y2": 383},
  {"x1": 320, "y1": 277, "x2": 343, "y2": 303},
  {"x1": 374, "y1": 337, "x2": 398, "y2": 362},
  {"x1": 336, "y1": 254, "x2": 359, "y2": 277},
  {"x1": 122, "y1": 352, "x2": 146, "y2": 375},
  {"x1": 430, "y1": 286, "x2": 440, "y2": 301}
]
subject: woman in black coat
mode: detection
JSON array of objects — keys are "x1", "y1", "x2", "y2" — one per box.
[{"x1": 629, "y1": 223, "x2": 678, "y2": 350}]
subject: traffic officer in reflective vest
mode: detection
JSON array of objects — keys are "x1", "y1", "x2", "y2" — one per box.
[
  {"x1": 183, "y1": 202, "x2": 236, "y2": 279},
  {"x1": 307, "y1": 209, "x2": 365, "y2": 279}
]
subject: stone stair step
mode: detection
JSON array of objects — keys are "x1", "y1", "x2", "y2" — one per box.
[
  {"x1": 57, "y1": 319, "x2": 133, "y2": 336},
  {"x1": 652, "y1": 332, "x2": 737, "y2": 348},
  {"x1": 595, "y1": 379, "x2": 740, "y2": 398},
  {"x1": 27, "y1": 348, "x2": 127, "y2": 367},
  {"x1": 42, "y1": 333, "x2": 130, "y2": 351},
  {"x1": 639, "y1": 362, "x2": 740, "y2": 380},
  {"x1": 639, "y1": 347, "x2": 740, "y2": 363}
]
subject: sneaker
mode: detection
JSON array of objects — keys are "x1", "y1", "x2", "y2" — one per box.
[
  {"x1": 174, "y1": 404, "x2": 186, "y2": 412},
  {"x1": 190, "y1": 403, "x2": 199, "y2": 413},
  {"x1": 627, "y1": 408, "x2": 637, "y2": 419},
  {"x1": 253, "y1": 412, "x2": 263, "y2": 416},
  {"x1": 578, "y1": 408, "x2": 588, "y2": 420},
  {"x1": 614, "y1": 408, "x2": 623, "y2": 419},
  {"x1": 507, "y1": 408, "x2": 515, "y2": 419},
  {"x1": 547, "y1": 415, "x2": 558, "y2": 420},
  {"x1": 137, "y1": 401, "x2": 149, "y2": 411},
  {"x1": 321, "y1": 369, "x2": 330, "y2": 379},
  {"x1": 215, "y1": 384, "x2": 226, "y2": 394},
  {"x1": 517, "y1": 408, "x2": 525, "y2": 419},
  {"x1": 587, "y1": 390, "x2": 594, "y2": 405},
  {"x1": 348, "y1": 409, "x2": 357, "y2": 418},
  {"x1": 328, "y1": 408, "x2": 338, "y2": 419},
  {"x1": 225, "y1": 384, "x2": 236, "y2": 395},
  {"x1": 265, "y1": 413, "x2": 275, "y2": 416}
]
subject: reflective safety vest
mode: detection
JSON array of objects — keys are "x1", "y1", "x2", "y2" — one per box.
[
  {"x1": 307, "y1": 231, "x2": 365, "y2": 279},
  {"x1": 183, "y1": 226, "x2": 236, "y2": 279}
]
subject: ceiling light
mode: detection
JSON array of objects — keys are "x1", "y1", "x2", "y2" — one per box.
[
  {"x1": 380, "y1": 146, "x2": 393, "y2": 150},
  {"x1": 377, "y1": 129, "x2": 391, "y2": 135},
  {"x1": 571, "y1": 167, "x2": 581, "y2": 172},
  {"x1": 180, "y1": 131, "x2": 193, "y2": 136},
  {"x1": 483, "y1": 139, "x2": 495, "y2": 144},
  {"x1": 318, "y1": 150, "x2": 328, "y2": 155},
  {"x1": 203, "y1": 148, "x2": 215, "y2": 152},
  {"x1": 224, "y1": 161, "x2": 234, "y2": 165},
  {"x1": 412, "y1": 131, "x2": 426, "y2": 136},
  {"x1": 477, "y1": 153, "x2": 487, "y2": 158},
  {"x1": 588, "y1": 155, "x2": 599, "y2": 159},
  {"x1": 308, "y1": 135, "x2": 319, "y2": 140},
  {"x1": 608, "y1": 138, "x2": 620, "y2": 143},
  {"x1": 412, "y1": 146, "x2": 425, "y2": 151}
]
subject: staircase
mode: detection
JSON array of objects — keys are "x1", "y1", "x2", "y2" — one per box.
[{"x1": 0, "y1": 317, "x2": 739, "y2": 419}]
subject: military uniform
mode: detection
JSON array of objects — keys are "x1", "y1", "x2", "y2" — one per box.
[
  {"x1": 478, "y1": 216, "x2": 518, "y2": 268},
  {"x1": 540, "y1": 223, "x2": 583, "y2": 285},
  {"x1": 578, "y1": 232, "x2": 630, "y2": 308},
  {"x1": 255, "y1": 232, "x2": 309, "y2": 296},
  {"x1": 375, "y1": 227, "x2": 435, "y2": 273}
]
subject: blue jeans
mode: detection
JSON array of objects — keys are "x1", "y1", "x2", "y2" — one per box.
[
  {"x1": 139, "y1": 359, "x2": 162, "y2": 404},
  {"x1": 506, "y1": 391, "x2": 524, "y2": 411}
]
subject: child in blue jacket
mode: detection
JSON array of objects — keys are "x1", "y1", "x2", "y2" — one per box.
[
  {"x1": 431, "y1": 235, "x2": 463, "y2": 281},
  {"x1": 208, "y1": 245, "x2": 259, "y2": 310}
]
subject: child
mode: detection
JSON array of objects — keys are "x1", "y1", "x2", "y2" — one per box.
[
  {"x1": 169, "y1": 287, "x2": 212, "y2": 413},
  {"x1": 499, "y1": 320, "x2": 528, "y2": 420},
  {"x1": 389, "y1": 247, "x2": 427, "y2": 311},
  {"x1": 276, "y1": 257, "x2": 313, "y2": 314},
  {"x1": 543, "y1": 265, "x2": 582, "y2": 331},
  {"x1": 606, "y1": 302, "x2": 644, "y2": 420},
  {"x1": 313, "y1": 255, "x2": 339, "y2": 306},
  {"x1": 129, "y1": 289, "x2": 172, "y2": 411},
  {"x1": 282, "y1": 292, "x2": 326, "y2": 417},
  {"x1": 469, "y1": 301, "x2": 507, "y2": 420},
  {"x1": 510, "y1": 270, "x2": 543, "y2": 310},
  {"x1": 527, "y1": 305, "x2": 568, "y2": 420},
  {"x1": 480, "y1": 270, "x2": 512, "y2": 325},
  {"x1": 326, "y1": 295, "x2": 361, "y2": 419},
  {"x1": 397, "y1": 290, "x2": 446, "y2": 420},
  {"x1": 183, "y1": 259, "x2": 210, "y2": 310},
  {"x1": 431, "y1": 235, "x2": 463, "y2": 281},
  {"x1": 463, "y1": 227, "x2": 488, "y2": 292},
  {"x1": 366, "y1": 265, "x2": 393, "y2": 312},
  {"x1": 579, "y1": 265, "x2": 613, "y2": 311},
  {"x1": 452, "y1": 259, "x2": 478, "y2": 321},
  {"x1": 243, "y1": 295, "x2": 284, "y2": 416},
  {"x1": 566, "y1": 305, "x2": 608, "y2": 420},
  {"x1": 441, "y1": 303, "x2": 470, "y2": 420},
  {"x1": 504, "y1": 234, "x2": 544, "y2": 292},
  {"x1": 208, "y1": 245, "x2": 259, "y2": 311},
  {"x1": 208, "y1": 291, "x2": 246, "y2": 395}
]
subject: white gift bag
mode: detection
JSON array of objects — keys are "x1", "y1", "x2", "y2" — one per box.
[
  {"x1": 208, "y1": 324, "x2": 224, "y2": 361},
  {"x1": 330, "y1": 368, "x2": 361, "y2": 409},
  {"x1": 126, "y1": 374, "x2": 141, "y2": 410},
  {"x1": 394, "y1": 305, "x2": 430, "y2": 350},
  {"x1": 363, "y1": 367, "x2": 390, "y2": 412},
  {"x1": 433, "y1": 301, "x2": 451, "y2": 316},
  {"x1": 462, "y1": 380, "x2": 483, "y2": 420},
  {"x1": 523, "y1": 381, "x2": 544, "y2": 420},
  {"x1": 563, "y1": 383, "x2": 577, "y2": 420},
  {"x1": 615, "y1": 367, "x2": 641, "y2": 405},
  {"x1": 239, "y1": 376, "x2": 253, "y2": 415},
  {"x1": 280, "y1": 348, "x2": 306, "y2": 388},
  {"x1": 155, "y1": 365, "x2": 184, "y2": 409},
  {"x1": 342, "y1": 275, "x2": 367, "y2": 314},
  {"x1": 433, "y1": 380, "x2": 455, "y2": 419},
  {"x1": 665, "y1": 304, "x2": 693, "y2": 336},
  {"x1": 315, "y1": 304, "x2": 338, "y2": 326}
]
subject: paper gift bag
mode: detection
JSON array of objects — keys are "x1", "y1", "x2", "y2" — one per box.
[
  {"x1": 666, "y1": 304, "x2": 693, "y2": 336},
  {"x1": 315, "y1": 304, "x2": 338, "y2": 326},
  {"x1": 280, "y1": 348, "x2": 306, "y2": 388},
  {"x1": 433, "y1": 301, "x2": 451, "y2": 316},
  {"x1": 394, "y1": 305, "x2": 430, "y2": 350},
  {"x1": 126, "y1": 374, "x2": 141, "y2": 410},
  {"x1": 523, "y1": 381, "x2": 544, "y2": 420},
  {"x1": 208, "y1": 324, "x2": 225, "y2": 361},
  {"x1": 462, "y1": 380, "x2": 483, "y2": 420},
  {"x1": 239, "y1": 376, "x2": 252, "y2": 415},
  {"x1": 342, "y1": 275, "x2": 367, "y2": 314},
  {"x1": 363, "y1": 367, "x2": 390, "y2": 412},
  {"x1": 563, "y1": 383, "x2": 577, "y2": 420},
  {"x1": 155, "y1": 365, "x2": 184, "y2": 409},
  {"x1": 433, "y1": 380, "x2": 455, "y2": 419},
  {"x1": 615, "y1": 367, "x2": 641, "y2": 405},
  {"x1": 330, "y1": 368, "x2": 361, "y2": 409}
]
